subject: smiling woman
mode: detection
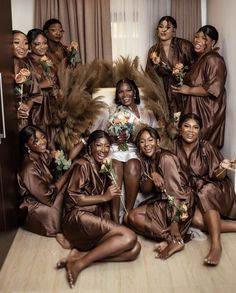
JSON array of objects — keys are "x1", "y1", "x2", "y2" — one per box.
[
  {"x1": 171, "y1": 25, "x2": 227, "y2": 148},
  {"x1": 172, "y1": 113, "x2": 236, "y2": 266},
  {"x1": 60, "y1": 130, "x2": 140, "y2": 288},
  {"x1": 17, "y1": 125, "x2": 72, "y2": 237},
  {"x1": 124, "y1": 126, "x2": 194, "y2": 260},
  {"x1": 106, "y1": 78, "x2": 158, "y2": 223},
  {"x1": 25, "y1": 28, "x2": 61, "y2": 149}
]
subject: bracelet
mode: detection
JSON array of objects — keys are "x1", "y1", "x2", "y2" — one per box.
[{"x1": 80, "y1": 138, "x2": 87, "y2": 145}]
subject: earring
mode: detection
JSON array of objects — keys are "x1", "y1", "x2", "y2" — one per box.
[
  {"x1": 27, "y1": 147, "x2": 31, "y2": 154},
  {"x1": 88, "y1": 146, "x2": 91, "y2": 155}
]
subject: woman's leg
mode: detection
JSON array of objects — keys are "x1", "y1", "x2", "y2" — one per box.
[
  {"x1": 202, "y1": 209, "x2": 222, "y2": 265},
  {"x1": 193, "y1": 208, "x2": 236, "y2": 233},
  {"x1": 66, "y1": 226, "x2": 140, "y2": 288},
  {"x1": 112, "y1": 160, "x2": 124, "y2": 223},
  {"x1": 124, "y1": 205, "x2": 147, "y2": 235},
  {"x1": 124, "y1": 159, "x2": 141, "y2": 211}
]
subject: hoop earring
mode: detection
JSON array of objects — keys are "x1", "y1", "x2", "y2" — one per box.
[{"x1": 88, "y1": 146, "x2": 92, "y2": 156}]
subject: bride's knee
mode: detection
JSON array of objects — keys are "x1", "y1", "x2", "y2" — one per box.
[{"x1": 192, "y1": 213, "x2": 205, "y2": 230}]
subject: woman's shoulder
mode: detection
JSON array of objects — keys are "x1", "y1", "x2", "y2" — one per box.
[
  {"x1": 174, "y1": 37, "x2": 193, "y2": 47},
  {"x1": 203, "y1": 49, "x2": 225, "y2": 63}
]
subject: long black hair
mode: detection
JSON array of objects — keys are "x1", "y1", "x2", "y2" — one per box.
[
  {"x1": 19, "y1": 125, "x2": 46, "y2": 154},
  {"x1": 87, "y1": 130, "x2": 112, "y2": 151},
  {"x1": 136, "y1": 126, "x2": 160, "y2": 152},
  {"x1": 114, "y1": 78, "x2": 140, "y2": 105},
  {"x1": 27, "y1": 28, "x2": 47, "y2": 45}
]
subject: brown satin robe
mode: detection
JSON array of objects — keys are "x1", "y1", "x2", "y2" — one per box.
[
  {"x1": 139, "y1": 149, "x2": 194, "y2": 242},
  {"x1": 146, "y1": 37, "x2": 195, "y2": 117},
  {"x1": 25, "y1": 54, "x2": 59, "y2": 149},
  {"x1": 182, "y1": 50, "x2": 227, "y2": 148},
  {"x1": 18, "y1": 152, "x2": 66, "y2": 236},
  {"x1": 46, "y1": 42, "x2": 68, "y2": 67},
  {"x1": 62, "y1": 154, "x2": 117, "y2": 251},
  {"x1": 14, "y1": 57, "x2": 42, "y2": 131},
  {"x1": 172, "y1": 139, "x2": 236, "y2": 219}
]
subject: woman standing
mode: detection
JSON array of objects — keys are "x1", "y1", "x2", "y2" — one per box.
[
  {"x1": 125, "y1": 127, "x2": 194, "y2": 259},
  {"x1": 107, "y1": 78, "x2": 158, "y2": 223},
  {"x1": 60, "y1": 130, "x2": 141, "y2": 288},
  {"x1": 26, "y1": 28, "x2": 60, "y2": 149},
  {"x1": 43, "y1": 18, "x2": 68, "y2": 66},
  {"x1": 13, "y1": 30, "x2": 40, "y2": 131},
  {"x1": 172, "y1": 25, "x2": 226, "y2": 148},
  {"x1": 146, "y1": 16, "x2": 195, "y2": 118},
  {"x1": 172, "y1": 113, "x2": 236, "y2": 265}
]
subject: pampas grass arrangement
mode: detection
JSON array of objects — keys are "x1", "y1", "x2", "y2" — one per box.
[{"x1": 53, "y1": 56, "x2": 176, "y2": 152}]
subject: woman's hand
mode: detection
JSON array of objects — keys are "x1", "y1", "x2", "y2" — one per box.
[
  {"x1": 151, "y1": 171, "x2": 164, "y2": 189},
  {"x1": 104, "y1": 184, "x2": 121, "y2": 201},
  {"x1": 117, "y1": 131, "x2": 128, "y2": 144},
  {"x1": 171, "y1": 84, "x2": 191, "y2": 95},
  {"x1": 39, "y1": 79, "x2": 54, "y2": 89},
  {"x1": 17, "y1": 102, "x2": 29, "y2": 118},
  {"x1": 220, "y1": 159, "x2": 236, "y2": 170}
]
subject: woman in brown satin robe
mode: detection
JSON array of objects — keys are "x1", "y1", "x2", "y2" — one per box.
[
  {"x1": 18, "y1": 125, "x2": 71, "y2": 237},
  {"x1": 26, "y1": 29, "x2": 61, "y2": 149},
  {"x1": 13, "y1": 30, "x2": 41, "y2": 131},
  {"x1": 59, "y1": 130, "x2": 141, "y2": 288},
  {"x1": 125, "y1": 127, "x2": 194, "y2": 259},
  {"x1": 172, "y1": 25, "x2": 226, "y2": 148},
  {"x1": 172, "y1": 113, "x2": 236, "y2": 266},
  {"x1": 146, "y1": 16, "x2": 195, "y2": 118},
  {"x1": 43, "y1": 18, "x2": 68, "y2": 66}
]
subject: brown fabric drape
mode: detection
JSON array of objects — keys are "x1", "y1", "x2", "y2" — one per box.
[
  {"x1": 171, "y1": 0, "x2": 201, "y2": 42},
  {"x1": 34, "y1": 0, "x2": 112, "y2": 63}
]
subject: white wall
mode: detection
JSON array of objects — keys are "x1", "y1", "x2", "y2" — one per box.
[
  {"x1": 11, "y1": 0, "x2": 35, "y2": 34},
  {"x1": 207, "y1": 0, "x2": 236, "y2": 184}
]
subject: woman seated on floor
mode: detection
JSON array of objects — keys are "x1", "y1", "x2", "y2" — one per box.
[
  {"x1": 124, "y1": 126, "x2": 194, "y2": 259},
  {"x1": 17, "y1": 125, "x2": 73, "y2": 238},
  {"x1": 172, "y1": 113, "x2": 236, "y2": 266},
  {"x1": 58, "y1": 130, "x2": 141, "y2": 288}
]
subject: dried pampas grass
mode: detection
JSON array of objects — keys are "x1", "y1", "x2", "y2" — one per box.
[{"x1": 53, "y1": 55, "x2": 175, "y2": 152}]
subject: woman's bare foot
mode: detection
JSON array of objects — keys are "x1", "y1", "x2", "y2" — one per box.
[
  {"x1": 204, "y1": 246, "x2": 222, "y2": 266},
  {"x1": 66, "y1": 260, "x2": 82, "y2": 289},
  {"x1": 56, "y1": 233, "x2": 72, "y2": 249},
  {"x1": 56, "y1": 248, "x2": 87, "y2": 269},
  {"x1": 157, "y1": 240, "x2": 184, "y2": 260},
  {"x1": 153, "y1": 241, "x2": 168, "y2": 255}
]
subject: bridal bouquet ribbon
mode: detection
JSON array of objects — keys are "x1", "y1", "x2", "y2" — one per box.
[{"x1": 107, "y1": 106, "x2": 139, "y2": 151}]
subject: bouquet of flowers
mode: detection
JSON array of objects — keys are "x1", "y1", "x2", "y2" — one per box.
[
  {"x1": 40, "y1": 55, "x2": 54, "y2": 78},
  {"x1": 66, "y1": 41, "x2": 81, "y2": 68},
  {"x1": 150, "y1": 51, "x2": 172, "y2": 76},
  {"x1": 163, "y1": 189, "x2": 188, "y2": 223},
  {"x1": 172, "y1": 63, "x2": 189, "y2": 87},
  {"x1": 107, "y1": 106, "x2": 139, "y2": 151},
  {"x1": 15, "y1": 68, "x2": 32, "y2": 97},
  {"x1": 51, "y1": 150, "x2": 72, "y2": 180}
]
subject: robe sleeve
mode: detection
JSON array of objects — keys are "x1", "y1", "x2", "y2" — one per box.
[
  {"x1": 19, "y1": 161, "x2": 57, "y2": 206},
  {"x1": 202, "y1": 54, "x2": 226, "y2": 98}
]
